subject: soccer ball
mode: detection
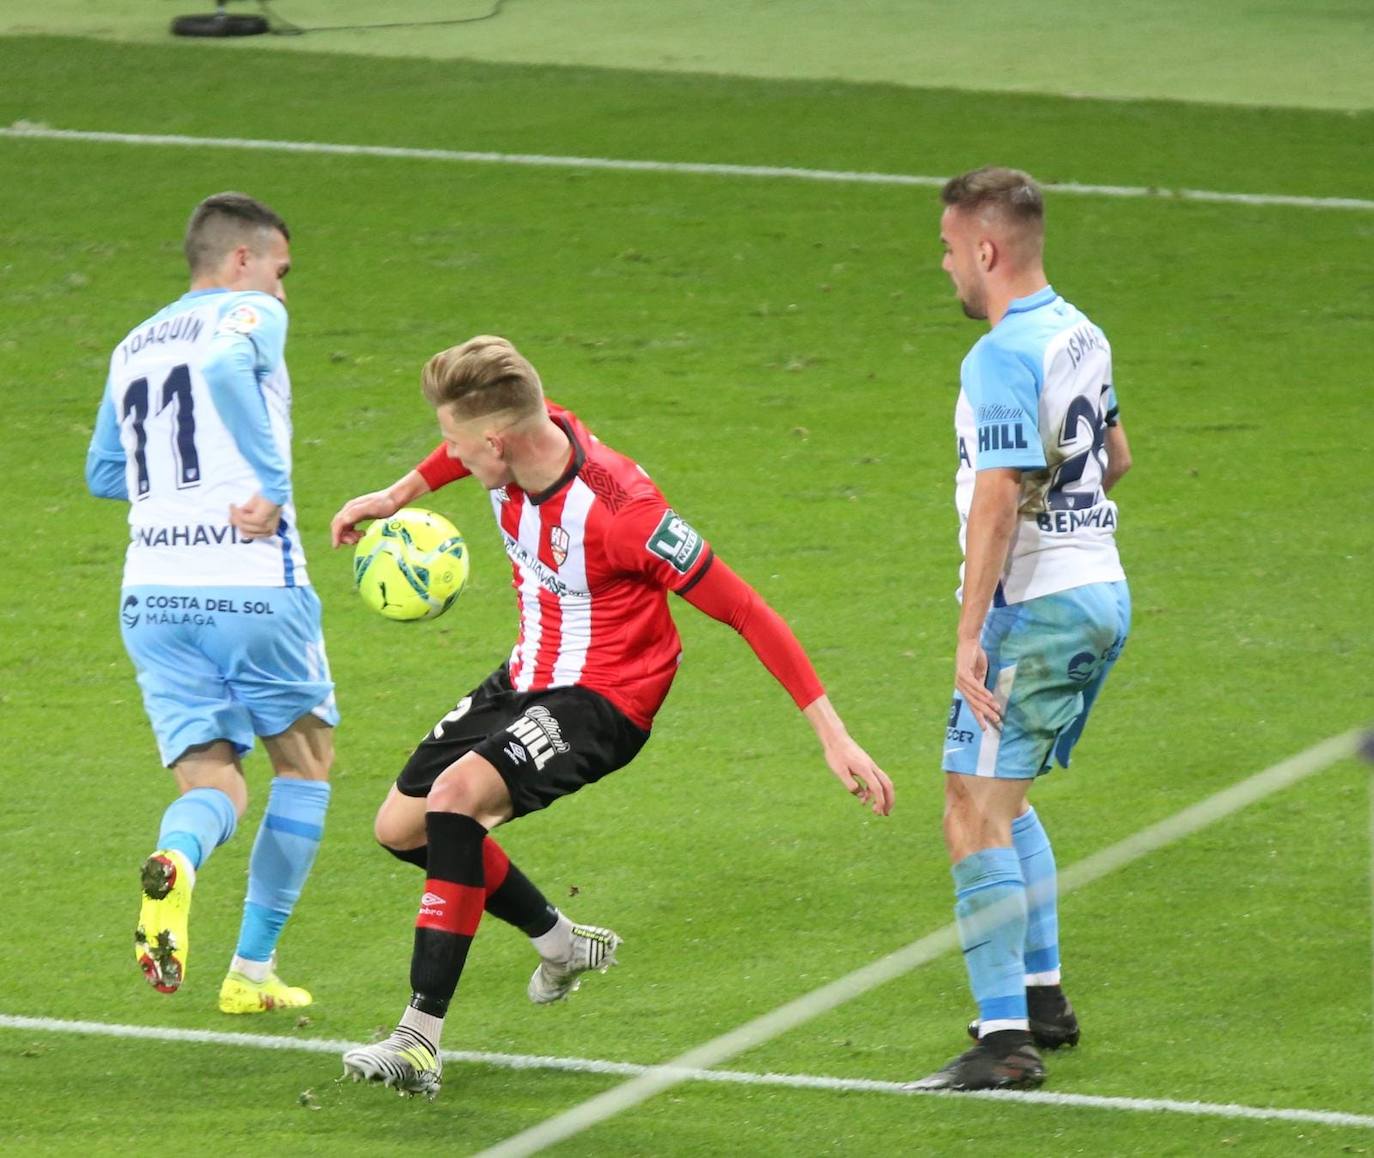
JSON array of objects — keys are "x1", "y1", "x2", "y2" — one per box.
[{"x1": 353, "y1": 507, "x2": 469, "y2": 621}]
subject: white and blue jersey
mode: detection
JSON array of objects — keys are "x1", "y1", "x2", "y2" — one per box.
[
  {"x1": 954, "y1": 285, "x2": 1124, "y2": 605},
  {"x1": 86, "y1": 288, "x2": 309, "y2": 588},
  {"x1": 87, "y1": 288, "x2": 336, "y2": 765},
  {"x1": 945, "y1": 285, "x2": 1129, "y2": 778}
]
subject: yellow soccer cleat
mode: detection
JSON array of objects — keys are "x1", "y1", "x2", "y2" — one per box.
[
  {"x1": 218, "y1": 969, "x2": 314, "y2": 1014},
  {"x1": 135, "y1": 850, "x2": 194, "y2": 993}
]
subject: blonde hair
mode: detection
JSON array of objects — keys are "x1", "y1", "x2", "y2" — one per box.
[{"x1": 420, "y1": 335, "x2": 544, "y2": 420}]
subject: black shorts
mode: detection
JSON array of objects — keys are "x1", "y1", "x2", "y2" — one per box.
[{"x1": 396, "y1": 666, "x2": 651, "y2": 817}]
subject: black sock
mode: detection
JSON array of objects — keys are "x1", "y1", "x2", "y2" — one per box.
[
  {"x1": 487, "y1": 859, "x2": 559, "y2": 937},
  {"x1": 382, "y1": 842, "x2": 427, "y2": 870},
  {"x1": 409, "y1": 812, "x2": 487, "y2": 1015}
]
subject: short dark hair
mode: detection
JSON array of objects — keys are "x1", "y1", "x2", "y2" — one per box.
[
  {"x1": 940, "y1": 166, "x2": 1043, "y2": 227},
  {"x1": 183, "y1": 192, "x2": 289, "y2": 273}
]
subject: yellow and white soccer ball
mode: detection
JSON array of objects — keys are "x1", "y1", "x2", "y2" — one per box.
[{"x1": 353, "y1": 507, "x2": 469, "y2": 621}]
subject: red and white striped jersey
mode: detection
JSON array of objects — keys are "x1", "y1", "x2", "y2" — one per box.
[{"x1": 417, "y1": 405, "x2": 713, "y2": 730}]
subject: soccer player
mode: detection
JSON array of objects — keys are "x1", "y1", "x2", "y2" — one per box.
[
  {"x1": 910, "y1": 167, "x2": 1132, "y2": 1091},
  {"x1": 85, "y1": 193, "x2": 338, "y2": 1014},
  {"x1": 329, "y1": 335, "x2": 893, "y2": 1098}
]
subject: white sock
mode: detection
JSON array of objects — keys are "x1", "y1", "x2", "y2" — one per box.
[
  {"x1": 230, "y1": 954, "x2": 272, "y2": 983},
  {"x1": 530, "y1": 910, "x2": 574, "y2": 961},
  {"x1": 979, "y1": 1018, "x2": 1030, "y2": 1036},
  {"x1": 399, "y1": 1004, "x2": 445, "y2": 1052},
  {"x1": 1025, "y1": 969, "x2": 1062, "y2": 987}
]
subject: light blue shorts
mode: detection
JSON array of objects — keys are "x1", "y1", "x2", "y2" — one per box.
[
  {"x1": 943, "y1": 580, "x2": 1130, "y2": 780},
  {"x1": 119, "y1": 584, "x2": 340, "y2": 766}
]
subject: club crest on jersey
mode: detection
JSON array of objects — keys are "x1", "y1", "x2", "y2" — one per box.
[
  {"x1": 215, "y1": 304, "x2": 261, "y2": 336},
  {"x1": 549, "y1": 525, "x2": 570, "y2": 568}
]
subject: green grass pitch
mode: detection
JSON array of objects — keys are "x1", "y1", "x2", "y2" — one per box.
[{"x1": 0, "y1": 32, "x2": 1371, "y2": 1157}]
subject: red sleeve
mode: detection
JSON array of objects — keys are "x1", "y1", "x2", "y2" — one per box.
[
  {"x1": 679, "y1": 556, "x2": 826, "y2": 711},
  {"x1": 606, "y1": 497, "x2": 715, "y2": 592},
  {"x1": 416, "y1": 442, "x2": 472, "y2": 491}
]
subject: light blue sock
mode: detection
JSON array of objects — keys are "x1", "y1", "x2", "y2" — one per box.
[
  {"x1": 952, "y1": 847, "x2": 1027, "y2": 1029},
  {"x1": 156, "y1": 787, "x2": 238, "y2": 869},
  {"x1": 235, "y1": 777, "x2": 332, "y2": 963},
  {"x1": 1013, "y1": 807, "x2": 1060, "y2": 979}
]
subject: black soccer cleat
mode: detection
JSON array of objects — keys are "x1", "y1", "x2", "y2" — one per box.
[
  {"x1": 966, "y1": 984, "x2": 1081, "y2": 1050},
  {"x1": 908, "y1": 1031, "x2": 1046, "y2": 1092}
]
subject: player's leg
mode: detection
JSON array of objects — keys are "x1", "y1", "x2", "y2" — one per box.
[
  {"x1": 1009, "y1": 803, "x2": 1080, "y2": 1048},
  {"x1": 948, "y1": 774, "x2": 1037, "y2": 1028},
  {"x1": 122, "y1": 586, "x2": 252, "y2": 993},
  {"x1": 217, "y1": 715, "x2": 333, "y2": 1013},
  {"x1": 136, "y1": 741, "x2": 247, "y2": 993},
  {"x1": 1011, "y1": 581, "x2": 1129, "y2": 1047},
  {"x1": 344, "y1": 750, "x2": 510, "y2": 1096},
  {"x1": 216, "y1": 586, "x2": 340, "y2": 1013},
  {"x1": 911, "y1": 772, "x2": 1045, "y2": 1091},
  {"x1": 345, "y1": 688, "x2": 647, "y2": 1096},
  {"x1": 963, "y1": 799, "x2": 1078, "y2": 1049},
  {"x1": 378, "y1": 784, "x2": 578, "y2": 950},
  {"x1": 912, "y1": 600, "x2": 1054, "y2": 1091},
  {"x1": 378, "y1": 676, "x2": 609, "y2": 985}
]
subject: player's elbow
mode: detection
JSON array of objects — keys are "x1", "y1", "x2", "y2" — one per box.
[{"x1": 85, "y1": 455, "x2": 128, "y2": 500}]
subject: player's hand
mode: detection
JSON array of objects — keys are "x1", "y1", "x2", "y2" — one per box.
[
  {"x1": 228, "y1": 493, "x2": 282, "y2": 540},
  {"x1": 955, "y1": 637, "x2": 1002, "y2": 731},
  {"x1": 330, "y1": 489, "x2": 401, "y2": 548},
  {"x1": 824, "y1": 737, "x2": 895, "y2": 816}
]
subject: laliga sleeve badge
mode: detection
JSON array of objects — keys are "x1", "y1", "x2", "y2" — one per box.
[{"x1": 215, "y1": 304, "x2": 261, "y2": 336}]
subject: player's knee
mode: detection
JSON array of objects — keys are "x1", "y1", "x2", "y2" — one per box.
[
  {"x1": 264, "y1": 717, "x2": 334, "y2": 781},
  {"x1": 429, "y1": 756, "x2": 508, "y2": 817},
  {"x1": 428, "y1": 772, "x2": 474, "y2": 814},
  {"x1": 374, "y1": 797, "x2": 422, "y2": 849},
  {"x1": 373, "y1": 809, "x2": 405, "y2": 848}
]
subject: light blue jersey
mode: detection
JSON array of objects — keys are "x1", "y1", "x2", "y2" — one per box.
[
  {"x1": 954, "y1": 285, "x2": 1124, "y2": 605},
  {"x1": 87, "y1": 288, "x2": 336, "y2": 765},
  {"x1": 945, "y1": 285, "x2": 1129, "y2": 778},
  {"x1": 86, "y1": 288, "x2": 308, "y2": 588}
]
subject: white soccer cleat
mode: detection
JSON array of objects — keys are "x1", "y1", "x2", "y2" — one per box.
[
  {"x1": 342, "y1": 1031, "x2": 442, "y2": 1100},
  {"x1": 527, "y1": 923, "x2": 621, "y2": 1005}
]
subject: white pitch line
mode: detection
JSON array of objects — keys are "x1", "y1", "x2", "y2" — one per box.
[
  {"x1": 479, "y1": 728, "x2": 1366, "y2": 1157},
  {"x1": 2, "y1": 1014, "x2": 1373, "y2": 1133},
  {"x1": 3, "y1": 123, "x2": 1373, "y2": 212}
]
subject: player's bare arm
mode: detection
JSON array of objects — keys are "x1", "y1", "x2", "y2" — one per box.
[
  {"x1": 1102, "y1": 421, "x2": 1132, "y2": 493},
  {"x1": 802, "y1": 695, "x2": 895, "y2": 816},
  {"x1": 956, "y1": 467, "x2": 1021, "y2": 731},
  {"x1": 330, "y1": 468, "x2": 432, "y2": 547},
  {"x1": 678, "y1": 554, "x2": 893, "y2": 816}
]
